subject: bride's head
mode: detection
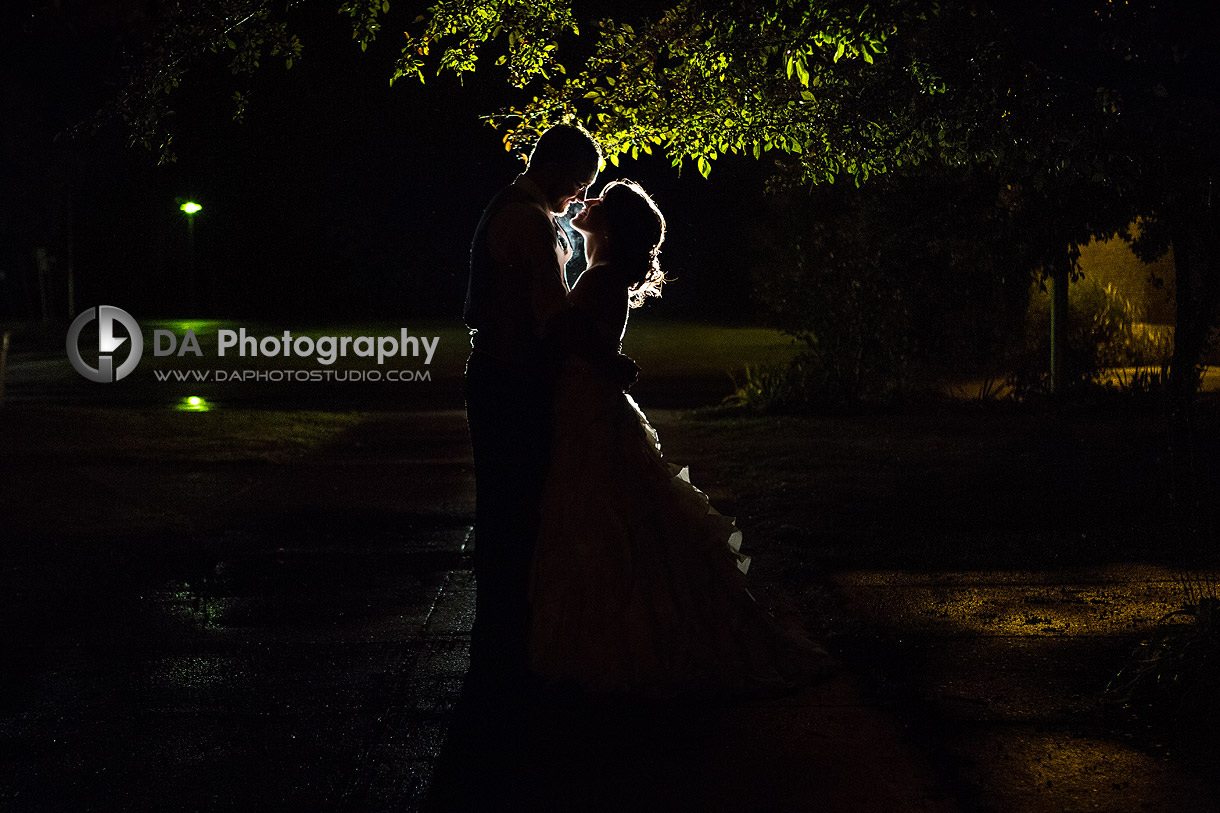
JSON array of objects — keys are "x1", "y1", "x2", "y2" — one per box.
[{"x1": 573, "y1": 179, "x2": 667, "y2": 307}]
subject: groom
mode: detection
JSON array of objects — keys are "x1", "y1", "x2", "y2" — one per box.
[{"x1": 463, "y1": 124, "x2": 635, "y2": 693}]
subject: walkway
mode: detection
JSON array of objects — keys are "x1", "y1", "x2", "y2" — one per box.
[{"x1": 1, "y1": 407, "x2": 947, "y2": 811}]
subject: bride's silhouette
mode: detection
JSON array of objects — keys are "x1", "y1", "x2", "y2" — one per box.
[{"x1": 529, "y1": 180, "x2": 833, "y2": 694}]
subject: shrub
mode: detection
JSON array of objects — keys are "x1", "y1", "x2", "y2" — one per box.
[
  {"x1": 1108, "y1": 577, "x2": 1220, "y2": 746},
  {"x1": 724, "y1": 354, "x2": 828, "y2": 414},
  {"x1": 724, "y1": 348, "x2": 918, "y2": 414}
]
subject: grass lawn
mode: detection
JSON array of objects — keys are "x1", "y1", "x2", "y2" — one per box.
[{"x1": 2, "y1": 317, "x2": 801, "y2": 410}]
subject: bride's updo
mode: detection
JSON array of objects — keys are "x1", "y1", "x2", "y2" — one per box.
[{"x1": 601, "y1": 180, "x2": 666, "y2": 308}]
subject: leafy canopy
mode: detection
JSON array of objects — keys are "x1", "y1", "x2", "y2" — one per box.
[{"x1": 392, "y1": 0, "x2": 946, "y2": 181}]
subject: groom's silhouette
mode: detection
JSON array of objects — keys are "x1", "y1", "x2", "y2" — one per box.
[{"x1": 463, "y1": 124, "x2": 634, "y2": 695}]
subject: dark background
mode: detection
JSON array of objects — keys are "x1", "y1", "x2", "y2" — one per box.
[{"x1": 1, "y1": 1, "x2": 771, "y2": 325}]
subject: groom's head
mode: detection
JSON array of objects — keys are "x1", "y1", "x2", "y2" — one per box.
[{"x1": 525, "y1": 124, "x2": 602, "y2": 215}]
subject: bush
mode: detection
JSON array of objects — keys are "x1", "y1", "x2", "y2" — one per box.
[
  {"x1": 746, "y1": 174, "x2": 1037, "y2": 412},
  {"x1": 724, "y1": 354, "x2": 830, "y2": 414},
  {"x1": 724, "y1": 350, "x2": 915, "y2": 414},
  {"x1": 1108, "y1": 578, "x2": 1220, "y2": 746}
]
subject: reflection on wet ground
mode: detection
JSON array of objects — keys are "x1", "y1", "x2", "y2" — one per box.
[{"x1": 1, "y1": 514, "x2": 473, "y2": 811}]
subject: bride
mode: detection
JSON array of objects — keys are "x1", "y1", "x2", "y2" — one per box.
[{"x1": 528, "y1": 180, "x2": 834, "y2": 695}]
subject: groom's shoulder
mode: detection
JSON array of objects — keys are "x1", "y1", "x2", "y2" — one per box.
[
  {"x1": 487, "y1": 189, "x2": 550, "y2": 229},
  {"x1": 476, "y1": 183, "x2": 546, "y2": 237},
  {"x1": 487, "y1": 178, "x2": 540, "y2": 208}
]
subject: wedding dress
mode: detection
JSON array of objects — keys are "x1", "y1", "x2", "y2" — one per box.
[{"x1": 528, "y1": 267, "x2": 831, "y2": 696}]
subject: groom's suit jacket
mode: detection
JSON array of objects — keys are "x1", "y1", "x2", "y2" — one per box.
[{"x1": 465, "y1": 175, "x2": 572, "y2": 368}]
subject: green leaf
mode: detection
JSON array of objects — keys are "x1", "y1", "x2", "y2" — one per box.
[
  {"x1": 795, "y1": 60, "x2": 809, "y2": 86},
  {"x1": 834, "y1": 41, "x2": 846, "y2": 63}
]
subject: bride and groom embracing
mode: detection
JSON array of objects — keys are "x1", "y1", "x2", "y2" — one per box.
[{"x1": 462, "y1": 124, "x2": 833, "y2": 701}]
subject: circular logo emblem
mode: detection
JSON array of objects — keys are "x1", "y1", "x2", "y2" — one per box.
[{"x1": 66, "y1": 306, "x2": 144, "y2": 383}]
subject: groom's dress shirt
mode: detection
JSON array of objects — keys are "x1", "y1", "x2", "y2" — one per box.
[{"x1": 465, "y1": 175, "x2": 572, "y2": 367}]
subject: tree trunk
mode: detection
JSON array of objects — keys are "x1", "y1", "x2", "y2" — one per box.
[
  {"x1": 1164, "y1": 189, "x2": 1219, "y2": 546},
  {"x1": 1168, "y1": 220, "x2": 1205, "y2": 414},
  {"x1": 1050, "y1": 251, "x2": 1070, "y2": 399}
]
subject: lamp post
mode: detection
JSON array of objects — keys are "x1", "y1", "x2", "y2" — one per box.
[{"x1": 180, "y1": 201, "x2": 201, "y2": 312}]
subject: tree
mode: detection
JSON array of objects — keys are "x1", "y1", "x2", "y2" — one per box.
[
  {"x1": 22, "y1": 0, "x2": 1220, "y2": 405},
  {"x1": 397, "y1": 0, "x2": 943, "y2": 182},
  {"x1": 397, "y1": 1, "x2": 1216, "y2": 404}
]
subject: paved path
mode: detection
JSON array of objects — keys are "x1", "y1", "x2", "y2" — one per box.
[
  {"x1": 835, "y1": 567, "x2": 1220, "y2": 812},
  {"x1": 1, "y1": 406, "x2": 952, "y2": 811}
]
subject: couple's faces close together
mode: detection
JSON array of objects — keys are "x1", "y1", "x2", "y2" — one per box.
[
  {"x1": 545, "y1": 166, "x2": 597, "y2": 218},
  {"x1": 553, "y1": 168, "x2": 607, "y2": 239},
  {"x1": 569, "y1": 195, "x2": 607, "y2": 238}
]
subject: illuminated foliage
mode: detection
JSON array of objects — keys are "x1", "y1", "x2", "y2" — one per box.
[
  {"x1": 400, "y1": 0, "x2": 943, "y2": 182},
  {"x1": 392, "y1": 0, "x2": 579, "y2": 88}
]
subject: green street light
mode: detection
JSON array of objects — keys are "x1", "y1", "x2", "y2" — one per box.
[
  {"x1": 176, "y1": 395, "x2": 211, "y2": 412},
  {"x1": 179, "y1": 200, "x2": 202, "y2": 312}
]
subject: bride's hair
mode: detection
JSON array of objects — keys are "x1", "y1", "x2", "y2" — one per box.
[{"x1": 601, "y1": 179, "x2": 667, "y2": 308}]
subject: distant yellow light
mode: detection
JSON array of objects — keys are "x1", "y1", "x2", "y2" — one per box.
[{"x1": 180, "y1": 202, "x2": 202, "y2": 214}]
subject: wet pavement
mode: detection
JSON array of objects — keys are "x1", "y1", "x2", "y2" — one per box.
[
  {"x1": 1, "y1": 405, "x2": 950, "y2": 812},
  {"x1": 2, "y1": 407, "x2": 478, "y2": 810}
]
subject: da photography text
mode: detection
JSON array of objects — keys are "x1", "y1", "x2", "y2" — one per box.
[
  {"x1": 157, "y1": 327, "x2": 440, "y2": 366},
  {"x1": 66, "y1": 306, "x2": 442, "y2": 384}
]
